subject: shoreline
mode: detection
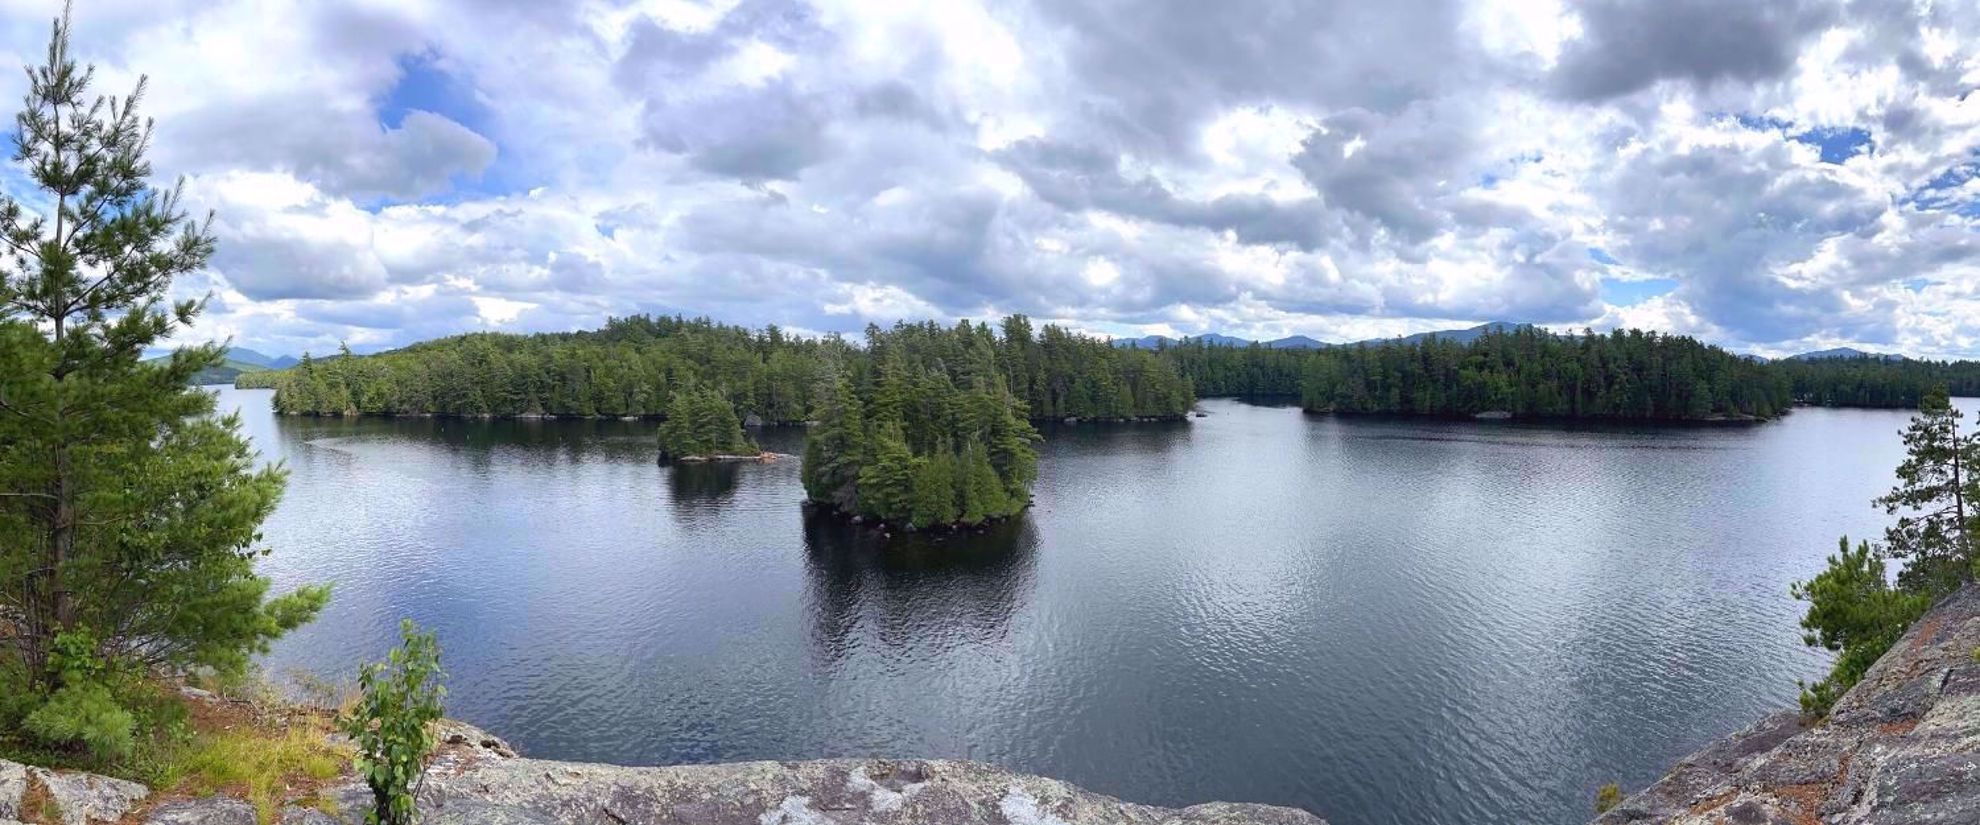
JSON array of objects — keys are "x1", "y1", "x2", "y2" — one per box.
[
  {"x1": 800, "y1": 498, "x2": 1034, "y2": 536},
  {"x1": 1298, "y1": 406, "x2": 1782, "y2": 425}
]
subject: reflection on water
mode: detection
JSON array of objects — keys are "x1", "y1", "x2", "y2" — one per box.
[
  {"x1": 802, "y1": 511, "x2": 1037, "y2": 669},
  {"x1": 219, "y1": 386, "x2": 1976, "y2": 825},
  {"x1": 668, "y1": 462, "x2": 744, "y2": 509}
]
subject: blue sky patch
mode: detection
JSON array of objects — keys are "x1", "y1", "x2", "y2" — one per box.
[
  {"x1": 378, "y1": 52, "x2": 491, "y2": 133},
  {"x1": 1905, "y1": 156, "x2": 1978, "y2": 212},
  {"x1": 1733, "y1": 113, "x2": 1792, "y2": 132},
  {"x1": 1587, "y1": 247, "x2": 1619, "y2": 266},
  {"x1": 1600, "y1": 277, "x2": 1677, "y2": 306},
  {"x1": 1792, "y1": 126, "x2": 1873, "y2": 164},
  {"x1": 1729, "y1": 114, "x2": 1874, "y2": 164},
  {"x1": 364, "y1": 51, "x2": 532, "y2": 206}
]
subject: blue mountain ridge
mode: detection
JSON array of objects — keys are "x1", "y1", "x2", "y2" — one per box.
[
  {"x1": 1110, "y1": 322, "x2": 1530, "y2": 350},
  {"x1": 1111, "y1": 324, "x2": 1914, "y2": 362},
  {"x1": 1782, "y1": 347, "x2": 1906, "y2": 362}
]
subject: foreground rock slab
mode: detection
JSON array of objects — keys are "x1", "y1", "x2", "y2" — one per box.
[
  {"x1": 34, "y1": 768, "x2": 147, "y2": 825},
  {"x1": 1595, "y1": 585, "x2": 1980, "y2": 824},
  {"x1": 301, "y1": 734, "x2": 1325, "y2": 825},
  {"x1": 0, "y1": 759, "x2": 26, "y2": 821},
  {"x1": 8, "y1": 723, "x2": 1320, "y2": 825}
]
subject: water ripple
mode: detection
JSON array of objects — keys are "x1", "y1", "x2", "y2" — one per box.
[{"x1": 212, "y1": 389, "x2": 1969, "y2": 825}]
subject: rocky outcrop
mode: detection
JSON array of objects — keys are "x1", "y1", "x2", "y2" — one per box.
[
  {"x1": 3, "y1": 722, "x2": 1321, "y2": 825},
  {"x1": 0, "y1": 760, "x2": 25, "y2": 821},
  {"x1": 350, "y1": 743, "x2": 1324, "y2": 825},
  {"x1": 1594, "y1": 584, "x2": 1980, "y2": 825},
  {"x1": 31, "y1": 767, "x2": 149, "y2": 825},
  {"x1": 0, "y1": 761, "x2": 150, "y2": 825}
]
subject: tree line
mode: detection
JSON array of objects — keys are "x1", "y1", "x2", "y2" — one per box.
[
  {"x1": 1299, "y1": 327, "x2": 1791, "y2": 420},
  {"x1": 246, "y1": 314, "x2": 1979, "y2": 431},
  {"x1": 1774, "y1": 356, "x2": 1980, "y2": 408},
  {"x1": 256, "y1": 314, "x2": 1195, "y2": 424},
  {"x1": 1135, "y1": 331, "x2": 1980, "y2": 414}
]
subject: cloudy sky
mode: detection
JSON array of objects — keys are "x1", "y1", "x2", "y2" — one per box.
[{"x1": 8, "y1": 0, "x2": 1980, "y2": 358}]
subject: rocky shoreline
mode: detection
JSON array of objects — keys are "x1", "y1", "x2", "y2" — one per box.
[
  {"x1": 1, "y1": 720, "x2": 1323, "y2": 825},
  {"x1": 1591, "y1": 584, "x2": 1980, "y2": 824}
]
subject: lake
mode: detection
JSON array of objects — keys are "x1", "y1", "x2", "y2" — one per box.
[{"x1": 217, "y1": 386, "x2": 1971, "y2": 825}]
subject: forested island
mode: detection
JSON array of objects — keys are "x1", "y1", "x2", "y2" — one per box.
[
  {"x1": 655, "y1": 385, "x2": 759, "y2": 461},
  {"x1": 801, "y1": 321, "x2": 1040, "y2": 530}
]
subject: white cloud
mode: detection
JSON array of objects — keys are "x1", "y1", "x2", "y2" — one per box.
[{"x1": 0, "y1": 0, "x2": 1971, "y2": 357}]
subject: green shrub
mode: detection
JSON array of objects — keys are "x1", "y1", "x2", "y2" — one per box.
[
  {"x1": 1594, "y1": 782, "x2": 1624, "y2": 814},
  {"x1": 17, "y1": 629, "x2": 135, "y2": 760},
  {"x1": 343, "y1": 620, "x2": 447, "y2": 825},
  {"x1": 1790, "y1": 537, "x2": 1931, "y2": 717},
  {"x1": 0, "y1": 660, "x2": 37, "y2": 729},
  {"x1": 23, "y1": 682, "x2": 136, "y2": 760}
]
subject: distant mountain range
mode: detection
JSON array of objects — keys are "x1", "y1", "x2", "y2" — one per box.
[
  {"x1": 143, "y1": 346, "x2": 302, "y2": 385},
  {"x1": 1266, "y1": 335, "x2": 1326, "y2": 349},
  {"x1": 1110, "y1": 332, "x2": 1258, "y2": 349},
  {"x1": 1108, "y1": 324, "x2": 1928, "y2": 364},
  {"x1": 1110, "y1": 322, "x2": 1533, "y2": 350},
  {"x1": 228, "y1": 348, "x2": 301, "y2": 370},
  {"x1": 1783, "y1": 347, "x2": 1906, "y2": 362}
]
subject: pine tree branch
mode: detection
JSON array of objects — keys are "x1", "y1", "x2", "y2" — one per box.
[{"x1": 0, "y1": 391, "x2": 52, "y2": 424}]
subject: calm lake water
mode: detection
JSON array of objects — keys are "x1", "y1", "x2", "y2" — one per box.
[{"x1": 216, "y1": 386, "x2": 1975, "y2": 825}]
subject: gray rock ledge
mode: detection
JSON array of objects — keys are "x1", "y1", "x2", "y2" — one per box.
[
  {"x1": 320, "y1": 734, "x2": 1327, "y2": 825},
  {"x1": 4, "y1": 720, "x2": 1323, "y2": 825}
]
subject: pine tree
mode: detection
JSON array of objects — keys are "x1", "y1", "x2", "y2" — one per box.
[
  {"x1": 1876, "y1": 385, "x2": 1980, "y2": 590},
  {"x1": 692, "y1": 389, "x2": 753, "y2": 456},
  {"x1": 958, "y1": 440, "x2": 1007, "y2": 525},
  {"x1": 909, "y1": 446, "x2": 959, "y2": 529},
  {"x1": 0, "y1": 9, "x2": 327, "y2": 725},
  {"x1": 801, "y1": 371, "x2": 865, "y2": 510},
  {"x1": 856, "y1": 423, "x2": 916, "y2": 523},
  {"x1": 986, "y1": 392, "x2": 1038, "y2": 502},
  {"x1": 1790, "y1": 538, "x2": 1930, "y2": 716},
  {"x1": 656, "y1": 389, "x2": 708, "y2": 460}
]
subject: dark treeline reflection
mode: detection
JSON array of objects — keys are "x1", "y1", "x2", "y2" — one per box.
[
  {"x1": 801, "y1": 510, "x2": 1037, "y2": 668},
  {"x1": 272, "y1": 414, "x2": 656, "y2": 467},
  {"x1": 1031, "y1": 416, "x2": 1194, "y2": 456},
  {"x1": 667, "y1": 462, "x2": 744, "y2": 508}
]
